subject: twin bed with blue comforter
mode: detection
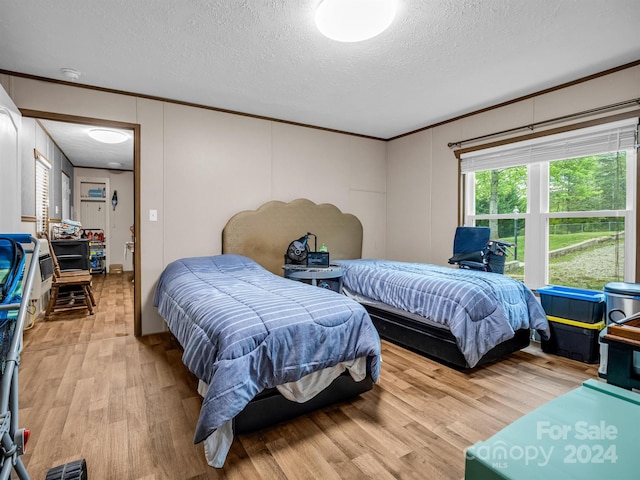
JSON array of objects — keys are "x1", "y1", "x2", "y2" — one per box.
[
  {"x1": 153, "y1": 254, "x2": 381, "y2": 467},
  {"x1": 337, "y1": 259, "x2": 550, "y2": 368}
]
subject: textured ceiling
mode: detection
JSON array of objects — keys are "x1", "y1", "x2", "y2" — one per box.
[
  {"x1": 1, "y1": 0, "x2": 640, "y2": 168},
  {"x1": 39, "y1": 120, "x2": 134, "y2": 171}
]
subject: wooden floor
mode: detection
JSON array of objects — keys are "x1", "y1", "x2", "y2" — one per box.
[{"x1": 17, "y1": 273, "x2": 598, "y2": 480}]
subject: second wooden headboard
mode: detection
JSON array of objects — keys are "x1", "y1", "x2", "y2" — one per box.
[{"x1": 222, "y1": 198, "x2": 363, "y2": 275}]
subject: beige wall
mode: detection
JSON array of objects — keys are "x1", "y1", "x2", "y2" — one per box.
[
  {"x1": 386, "y1": 65, "x2": 640, "y2": 266},
  {"x1": 3, "y1": 75, "x2": 387, "y2": 334},
  {"x1": 5, "y1": 64, "x2": 639, "y2": 333}
]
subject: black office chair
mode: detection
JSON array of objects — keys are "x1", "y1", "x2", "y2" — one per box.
[{"x1": 448, "y1": 226, "x2": 513, "y2": 274}]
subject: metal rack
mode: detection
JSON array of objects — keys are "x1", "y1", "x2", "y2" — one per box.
[{"x1": 82, "y1": 229, "x2": 106, "y2": 275}]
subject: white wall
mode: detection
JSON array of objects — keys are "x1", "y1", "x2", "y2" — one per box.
[
  {"x1": 0, "y1": 84, "x2": 21, "y2": 232},
  {"x1": 386, "y1": 65, "x2": 640, "y2": 266},
  {"x1": 3, "y1": 75, "x2": 387, "y2": 334}
]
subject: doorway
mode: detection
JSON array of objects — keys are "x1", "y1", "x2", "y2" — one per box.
[{"x1": 22, "y1": 109, "x2": 142, "y2": 336}]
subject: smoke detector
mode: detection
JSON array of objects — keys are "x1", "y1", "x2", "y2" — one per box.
[{"x1": 60, "y1": 68, "x2": 82, "y2": 81}]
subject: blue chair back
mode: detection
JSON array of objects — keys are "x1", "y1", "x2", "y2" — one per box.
[{"x1": 448, "y1": 226, "x2": 490, "y2": 265}]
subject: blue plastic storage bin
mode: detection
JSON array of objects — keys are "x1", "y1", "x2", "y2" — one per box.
[{"x1": 537, "y1": 285, "x2": 604, "y2": 324}]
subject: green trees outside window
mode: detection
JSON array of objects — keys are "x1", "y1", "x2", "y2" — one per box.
[{"x1": 471, "y1": 152, "x2": 628, "y2": 290}]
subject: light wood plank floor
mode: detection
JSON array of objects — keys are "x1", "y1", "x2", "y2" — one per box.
[{"x1": 17, "y1": 273, "x2": 598, "y2": 479}]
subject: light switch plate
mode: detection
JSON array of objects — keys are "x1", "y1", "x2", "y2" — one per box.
[{"x1": 149, "y1": 209, "x2": 158, "y2": 222}]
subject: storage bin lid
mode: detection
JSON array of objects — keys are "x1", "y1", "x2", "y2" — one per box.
[
  {"x1": 536, "y1": 285, "x2": 604, "y2": 302},
  {"x1": 604, "y1": 282, "x2": 640, "y2": 296}
]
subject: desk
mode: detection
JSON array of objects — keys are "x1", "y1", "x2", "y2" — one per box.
[{"x1": 283, "y1": 265, "x2": 343, "y2": 293}]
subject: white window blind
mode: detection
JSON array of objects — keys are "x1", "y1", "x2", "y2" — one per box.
[
  {"x1": 35, "y1": 151, "x2": 52, "y2": 234},
  {"x1": 460, "y1": 118, "x2": 638, "y2": 173}
]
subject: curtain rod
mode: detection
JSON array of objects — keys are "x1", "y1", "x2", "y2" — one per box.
[{"x1": 448, "y1": 98, "x2": 640, "y2": 149}]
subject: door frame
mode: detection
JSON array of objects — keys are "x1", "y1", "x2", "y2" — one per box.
[{"x1": 21, "y1": 109, "x2": 142, "y2": 336}]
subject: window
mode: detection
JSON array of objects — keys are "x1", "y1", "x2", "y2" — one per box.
[
  {"x1": 461, "y1": 118, "x2": 638, "y2": 290},
  {"x1": 35, "y1": 150, "x2": 52, "y2": 235}
]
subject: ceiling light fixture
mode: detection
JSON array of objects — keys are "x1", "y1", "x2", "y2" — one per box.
[
  {"x1": 88, "y1": 128, "x2": 128, "y2": 144},
  {"x1": 60, "y1": 67, "x2": 82, "y2": 81},
  {"x1": 315, "y1": 0, "x2": 397, "y2": 42}
]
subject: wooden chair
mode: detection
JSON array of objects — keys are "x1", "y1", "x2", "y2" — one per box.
[{"x1": 44, "y1": 234, "x2": 96, "y2": 319}]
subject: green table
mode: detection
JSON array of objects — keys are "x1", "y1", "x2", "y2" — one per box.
[{"x1": 465, "y1": 380, "x2": 640, "y2": 479}]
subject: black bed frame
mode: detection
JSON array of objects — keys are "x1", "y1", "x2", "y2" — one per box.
[
  {"x1": 233, "y1": 369, "x2": 374, "y2": 435},
  {"x1": 364, "y1": 304, "x2": 531, "y2": 369}
]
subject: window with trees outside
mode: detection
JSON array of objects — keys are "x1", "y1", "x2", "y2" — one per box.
[{"x1": 460, "y1": 118, "x2": 638, "y2": 291}]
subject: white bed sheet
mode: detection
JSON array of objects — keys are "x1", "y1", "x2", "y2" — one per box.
[{"x1": 198, "y1": 356, "x2": 368, "y2": 468}]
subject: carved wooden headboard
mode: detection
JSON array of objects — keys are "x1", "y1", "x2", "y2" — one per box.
[{"x1": 222, "y1": 198, "x2": 363, "y2": 275}]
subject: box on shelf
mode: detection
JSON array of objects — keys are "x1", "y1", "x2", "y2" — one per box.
[
  {"x1": 541, "y1": 316, "x2": 604, "y2": 363},
  {"x1": 537, "y1": 285, "x2": 604, "y2": 324}
]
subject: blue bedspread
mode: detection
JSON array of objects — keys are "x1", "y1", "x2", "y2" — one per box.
[
  {"x1": 153, "y1": 254, "x2": 381, "y2": 444},
  {"x1": 337, "y1": 259, "x2": 549, "y2": 367}
]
